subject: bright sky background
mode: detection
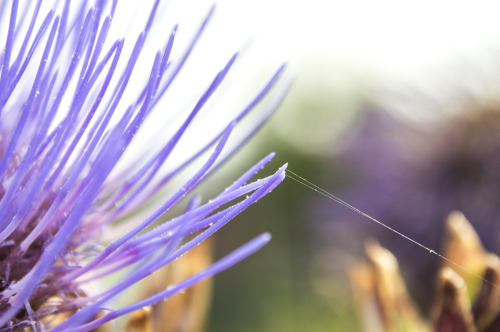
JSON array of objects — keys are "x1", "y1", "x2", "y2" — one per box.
[
  {"x1": 209, "y1": 0, "x2": 500, "y2": 80},
  {"x1": 192, "y1": 0, "x2": 500, "y2": 153}
]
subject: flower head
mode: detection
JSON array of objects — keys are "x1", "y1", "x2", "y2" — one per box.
[{"x1": 0, "y1": 0, "x2": 288, "y2": 330}]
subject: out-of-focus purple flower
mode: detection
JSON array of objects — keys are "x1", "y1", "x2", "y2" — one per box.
[
  {"x1": 315, "y1": 103, "x2": 500, "y2": 305},
  {"x1": 0, "y1": 0, "x2": 288, "y2": 330}
]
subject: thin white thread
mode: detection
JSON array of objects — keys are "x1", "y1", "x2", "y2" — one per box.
[{"x1": 286, "y1": 168, "x2": 500, "y2": 291}]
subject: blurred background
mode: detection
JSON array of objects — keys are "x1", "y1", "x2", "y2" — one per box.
[{"x1": 163, "y1": 0, "x2": 500, "y2": 331}]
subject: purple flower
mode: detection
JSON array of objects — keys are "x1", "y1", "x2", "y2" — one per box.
[
  {"x1": 315, "y1": 104, "x2": 500, "y2": 307},
  {"x1": 0, "y1": 0, "x2": 288, "y2": 330}
]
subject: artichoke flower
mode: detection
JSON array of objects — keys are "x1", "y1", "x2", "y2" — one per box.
[{"x1": 0, "y1": 0, "x2": 288, "y2": 330}]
